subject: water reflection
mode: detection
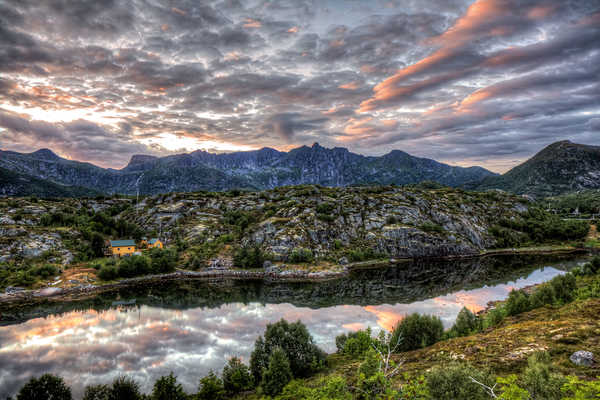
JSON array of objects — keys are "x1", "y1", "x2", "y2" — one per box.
[{"x1": 0, "y1": 254, "x2": 588, "y2": 397}]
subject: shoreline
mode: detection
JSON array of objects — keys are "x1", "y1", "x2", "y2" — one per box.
[{"x1": 0, "y1": 247, "x2": 589, "y2": 307}]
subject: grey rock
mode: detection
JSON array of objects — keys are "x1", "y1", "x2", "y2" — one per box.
[{"x1": 570, "y1": 351, "x2": 595, "y2": 367}]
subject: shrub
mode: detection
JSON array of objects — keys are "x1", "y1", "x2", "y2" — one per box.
[
  {"x1": 583, "y1": 257, "x2": 600, "y2": 275},
  {"x1": 149, "y1": 248, "x2": 178, "y2": 274},
  {"x1": 482, "y1": 306, "x2": 506, "y2": 328},
  {"x1": 250, "y1": 319, "x2": 326, "y2": 383},
  {"x1": 390, "y1": 313, "x2": 444, "y2": 352},
  {"x1": 521, "y1": 352, "x2": 565, "y2": 400},
  {"x1": 262, "y1": 347, "x2": 293, "y2": 396},
  {"x1": 549, "y1": 273, "x2": 577, "y2": 304},
  {"x1": 316, "y1": 202, "x2": 335, "y2": 214},
  {"x1": 222, "y1": 357, "x2": 254, "y2": 395},
  {"x1": 288, "y1": 248, "x2": 314, "y2": 264},
  {"x1": 223, "y1": 210, "x2": 256, "y2": 232},
  {"x1": 117, "y1": 255, "x2": 151, "y2": 278},
  {"x1": 233, "y1": 245, "x2": 265, "y2": 269},
  {"x1": 529, "y1": 283, "x2": 556, "y2": 308},
  {"x1": 151, "y1": 373, "x2": 187, "y2": 400},
  {"x1": 336, "y1": 328, "x2": 374, "y2": 357},
  {"x1": 32, "y1": 264, "x2": 58, "y2": 279},
  {"x1": 345, "y1": 247, "x2": 385, "y2": 262},
  {"x1": 277, "y1": 376, "x2": 352, "y2": 400},
  {"x1": 108, "y1": 376, "x2": 143, "y2": 400},
  {"x1": 16, "y1": 374, "x2": 72, "y2": 400},
  {"x1": 561, "y1": 375, "x2": 600, "y2": 399},
  {"x1": 97, "y1": 265, "x2": 119, "y2": 281},
  {"x1": 426, "y1": 363, "x2": 494, "y2": 400},
  {"x1": 451, "y1": 307, "x2": 479, "y2": 337},
  {"x1": 420, "y1": 222, "x2": 444, "y2": 233},
  {"x1": 505, "y1": 289, "x2": 531, "y2": 316},
  {"x1": 196, "y1": 371, "x2": 225, "y2": 400}
]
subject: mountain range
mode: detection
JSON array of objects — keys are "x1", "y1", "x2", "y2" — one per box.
[
  {"x1": 1, "y1": 140, "x2": 599, "y2": 198},
  {"x1": 0, "y1": 143, "x2": 495, "y2": 196}
]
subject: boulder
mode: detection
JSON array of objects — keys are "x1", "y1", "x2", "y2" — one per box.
[{"x1": 570, "y1": 351, "x2": 595, "y2": 367}]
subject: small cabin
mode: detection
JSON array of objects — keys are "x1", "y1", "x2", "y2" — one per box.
[
  {"x1": 147, "y1": 238, "x2": 164, "y2": 249},
  {"x1": 109, "y1": 240, "x2": 137, "y2": 257}
]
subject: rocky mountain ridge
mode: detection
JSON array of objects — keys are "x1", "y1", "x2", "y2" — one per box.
[
  {"x1": 0, "y1": 185, "x2": 532, "y2": 268},
  {"x1": 476, "y1": 140, "x2": 600, "y2": 197},
  {"x1": 0, "y1": 143, "x2": 496, "y2": 195}
]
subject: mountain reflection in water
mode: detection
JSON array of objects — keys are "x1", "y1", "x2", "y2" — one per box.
[{"x1": 0, "y1": 254, "x2": 588, "y2": 397}]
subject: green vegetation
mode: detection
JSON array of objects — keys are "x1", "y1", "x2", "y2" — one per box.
[
  {"x1": 233, "y1": 245, "x2": 265, "y2": 269},
  {"x1": 490, "y1": 207, "x2": 589, "y2": 248},
  {"x1": 390, "y1": 313, "x2": 444, "y2": 352},
  {"x1": 97, "y1": 249, "x2": 178, "y2": 281},
  {"x1": 288, "y1": 248, "x2": 314, "y2": 263}
]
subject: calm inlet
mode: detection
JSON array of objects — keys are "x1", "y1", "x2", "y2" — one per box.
[{"x1": 0, "y1": 253, "x2": 589, "y2": 397}]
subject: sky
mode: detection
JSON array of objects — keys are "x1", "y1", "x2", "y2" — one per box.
[{"x1": 0, "y1": 0, "x2": 599, "y2": 172}]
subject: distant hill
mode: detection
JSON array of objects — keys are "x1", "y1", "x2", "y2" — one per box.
[
  {"x1": 475, "y1": 141, "x2": 600, "y2": 197},
  {"x1": 0, "y1": 166, "x2": 100, "y2": 198},
  {"x1": 0, "y1": 144, "x2": 496, "y2": 195}
]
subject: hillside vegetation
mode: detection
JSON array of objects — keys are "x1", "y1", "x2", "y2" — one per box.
[{"x1": 0, "y1": 185, "x2": 590, "y2": 290}]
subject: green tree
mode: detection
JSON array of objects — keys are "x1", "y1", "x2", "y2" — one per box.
[
  {"x1": 108, "y1": 376, "x2": 142, "y2": 400},
  {"x1": 505, "y1": 289, "x2": 531, "y2": 316},
  {"x1": 151, "y1": 373, "x2": 187, "y2": 400},
  {"x1": 196, "y1": 371, "x2": 225, "y2": 400},
  {"x1": 250, "y1": 319, "x2": 326, "y2": 382},
  {"x1": 222, "y1": 357, "x2": 254, "y2": 395},
  {"x1": 452, "y1": 307, "x2": 479, "y2": 336},
  {"x1": 16, "y1": 374, "x2": 72, "y2": 400},
  {"x1": 262, "y1": 347, "x2": 293, "y2": 396},
  {"x1": 82, "y1": 385, "x2": 110, "y2": 400},
  {"x1": 390, "y1": 313, "x2": 444, "y2": 352},
  {"x1": 149, "y1": 248, "x2": 178, "y2": 274}
]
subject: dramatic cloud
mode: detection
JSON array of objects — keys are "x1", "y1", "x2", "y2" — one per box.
[{"x1": 0, "y1": 0, "x2": 598, "y2": 171}]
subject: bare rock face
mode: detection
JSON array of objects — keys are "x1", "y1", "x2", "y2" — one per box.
[{"x1": 570, "y1": 351, "x2": 595, "y2": 367}]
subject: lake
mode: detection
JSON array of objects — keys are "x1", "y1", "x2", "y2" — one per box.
[{"x1": 0, "y1": 253, "x2": 589, "y2": 397}]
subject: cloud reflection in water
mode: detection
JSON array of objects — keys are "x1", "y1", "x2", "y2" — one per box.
[{"x1": 0, "y1": 266, "x2": 564, "y2": 397}]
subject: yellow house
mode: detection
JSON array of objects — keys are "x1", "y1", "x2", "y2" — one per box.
[
  {"x1": 147, "y1": 238, "x2": 164, "y2": 249},
  {"x1": 109, "y1": 240, "x2": 137, "y2": 257}
]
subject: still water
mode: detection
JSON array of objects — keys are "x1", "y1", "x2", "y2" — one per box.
[{"x1": 0, "y1": 254, "x2": 589, "y2": 397}]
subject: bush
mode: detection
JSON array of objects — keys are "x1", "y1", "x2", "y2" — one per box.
[
  {"x1": 262, "y1": 347, "x2": 293, "y2": 396},
  {"x1": 583, "y1": 257, "x2": 600, "y2": 275},
  {"x1": 97, "y1": 265, "x2": 119, "y2": 281},
  {"x1": 117, "y1": 255, "x2": 151, "y2": 278},
  {"x1": 345, "y1": 247, "x2": 385, "y2": 262},
  {"x1": 335, "y1": 328, "x2": 374, "y2": 357},
  {"x1": 482, "y1": 306, "x2": 506, "y2": 328},
  {"x1": 151, "y1": 373, "x2": 187, "y2": 400},
  {"x1": 426, "y1": 363, "x2": 494, "y2": 400},
  {"x1": 233, "y1": 245, "x2": 265, "y2": 269},
  {"x1": 451, "y1": 307, "x2": 479, "y2": 337},
  {"x1": 277, "y1": 376, "x2": 352, "y2": 400},
  {"x1": 549, "y1": 273, "x2": 577, "y2": 304},
  {"x1": 521, "y1": 352, "x2": 565, "y2": 400},
  {"x1": 149, "y1": 248, "x2": 178, "y2": 274},
  {"x1": 561, "y1": 375, "x2": 600, "y2": 399},
  {"x1": 505, "y1": 289, "x2": 531, "y2": 316},
  {"x1": 197, "y1": 371, "x2": 225, "y2": 400},
  {"x1": 250, "y1": 319, "x2": 326, "y2": 383},
  {"x1": 288, "y1": 248, "x2": 314, "y2": 264},
  {"x1": 390, "y1": 313, "x2": 444, "y2": 352},
  {"x1": 222, "y1": 357, "x2": 254, "y2": 395},
  {"x1": 32, "y1": 264, "x2": 58, "y2": 279},
  {"x1": 529, "y1": 283, "x2": 556, "y2": 308},
  {"x1": 16, "y1": 374, "x2": 72, "y2": 400}
]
